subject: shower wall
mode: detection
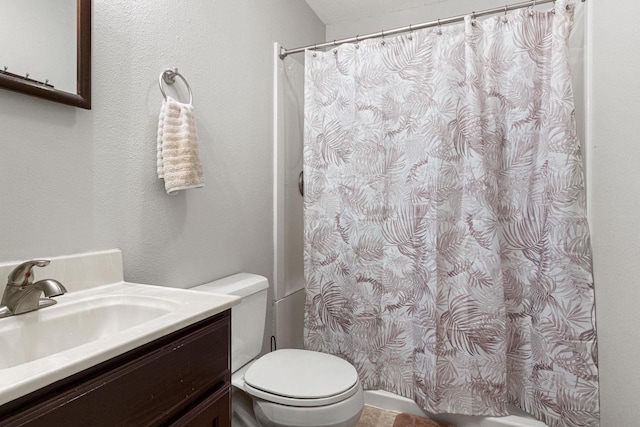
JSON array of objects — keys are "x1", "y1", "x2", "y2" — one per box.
[
  {"x1": 272, "y1": 45, "x2": 306, "y2": 350},
  {"x1": 589, "y1": 0, "x2": 640, "y2": 425}
]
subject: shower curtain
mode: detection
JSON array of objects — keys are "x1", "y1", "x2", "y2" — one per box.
[{"x1": 303, "y1": 1, "x2": 598, "y2": 427}]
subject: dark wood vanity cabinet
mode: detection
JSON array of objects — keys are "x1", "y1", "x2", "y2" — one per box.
[{"x1": 0, "y1": 310, "x2": 231, "y2": 427}]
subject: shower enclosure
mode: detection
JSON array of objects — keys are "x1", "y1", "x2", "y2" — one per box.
[{"x1": 272, "y1": 2, "x2": 590, "y2": 425}]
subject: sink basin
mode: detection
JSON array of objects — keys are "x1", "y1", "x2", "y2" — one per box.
[
  {"x1": 0, "y1": 296, "x2": 177, "y2": 369},
  {"x1": 0, "y1": 281, "x2": 240, "y2": 406}
]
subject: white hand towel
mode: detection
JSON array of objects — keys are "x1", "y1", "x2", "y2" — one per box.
[{"x1": 157, "y1": 96, "x2": 205, "y2": 194}]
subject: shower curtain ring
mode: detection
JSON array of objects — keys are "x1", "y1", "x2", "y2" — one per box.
[
  {"x1": 437, "y1": 19, "x2": 443, "y2": 35},
  {"x1": 355, "y1": 35, "x2": 360, "y2": 49},
  {"x1": 471, "y1": 11, "x2": 477, "y2": 26},
  {"x1": 408, "y1": 24, "x2": 413, "y2": 40},
  {"x1": 503, "y1": 5, "x2": 509, "y2": 23},
  {"x1": 313, "y1": 44, "x2": 317, "y2": 57},
  {"x1": 381, "y1": 29, "x2": 386, "y2": 46},
  {"x1": 529, "y1": 0, "x2": 537, "y2": 16}
]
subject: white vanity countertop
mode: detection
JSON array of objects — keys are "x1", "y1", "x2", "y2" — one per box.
[{"x1": 0, "y1": 279, "x2": 240, "y2": 406}]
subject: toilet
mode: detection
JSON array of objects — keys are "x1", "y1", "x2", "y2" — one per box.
[{"x1": 191, "y1": 273, "x2": 364, "y2": 427}]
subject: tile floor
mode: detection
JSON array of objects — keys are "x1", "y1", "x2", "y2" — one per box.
[
  {"x1": 356, "y1": 406, "x2": 400, "y2": 427},
  {"x1": 356, "y1": 406, "x2": 455, "y2": 427}
]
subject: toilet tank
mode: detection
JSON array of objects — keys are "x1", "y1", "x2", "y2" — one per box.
[{"x1": 191, "y1": 273, "x2": 268, "y2": 373}]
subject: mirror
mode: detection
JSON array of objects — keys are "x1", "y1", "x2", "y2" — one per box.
[{"x1": 0, "y1": 0, "x2": 91, "y2": 109}]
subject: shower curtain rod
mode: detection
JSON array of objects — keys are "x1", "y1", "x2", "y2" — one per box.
[{"x1": 279, "y1": 0, "x2": 582, "y2": 59}]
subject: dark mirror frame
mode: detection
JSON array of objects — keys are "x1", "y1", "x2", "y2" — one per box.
[{"x1": 0, "y1": 0, "x2": 91, "y2": 109}]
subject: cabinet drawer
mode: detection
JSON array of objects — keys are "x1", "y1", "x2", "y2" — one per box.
[
  {"x1": 1, "y1": 311, "x2": 230, "y2": 427},
  {"x1": 170, "y1": 385, "x2": 230, "y2": 427}
]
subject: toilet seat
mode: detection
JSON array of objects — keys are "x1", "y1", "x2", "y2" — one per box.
[
  {"x1": 244, "y1": 380, "x2": 360, "y2": 407},
  {"x1": 243, "y1": 349, "x2": 360, "y2": 407}
]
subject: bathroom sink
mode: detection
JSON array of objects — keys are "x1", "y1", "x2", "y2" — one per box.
[
  {"x1": 0, "y1": 282, "x2": 240, "y2": 406},
  {"x1": 0, "y1": 295, "x2": 176, "y2": 369}
]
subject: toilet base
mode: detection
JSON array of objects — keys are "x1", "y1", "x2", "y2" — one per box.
[
  {"x1": 251, "y1": 383, "x2": 364, "y2": 427},
  {"x1": 232, "y1": 387, "x2": 260, "y2": 427}
]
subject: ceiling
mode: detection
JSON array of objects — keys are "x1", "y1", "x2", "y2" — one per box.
[{"x1": 304, "y1": 0, "x2": 446, "y2": 25}]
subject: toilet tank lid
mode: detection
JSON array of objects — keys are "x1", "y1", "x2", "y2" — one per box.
[{"x1": 191, "y1": 273, "x2": 268, "y2": 298}]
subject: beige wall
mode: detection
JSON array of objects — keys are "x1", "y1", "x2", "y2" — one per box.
[{"x1": 0, "y1": 0, "x2": 324, "y2": 296}]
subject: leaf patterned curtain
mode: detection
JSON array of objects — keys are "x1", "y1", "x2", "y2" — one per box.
[{"x1": 303, "y1": 2, "x2": 598, "y2": 427}]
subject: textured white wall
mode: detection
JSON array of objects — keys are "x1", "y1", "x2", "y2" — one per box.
[
  {"x1": 590, "y1": 0, "x2": 640, "y2": 425},
  {"x1": 0, "y1": 0, "x2": 324, "y2": 307},
  {"x1": 326, "y1": 0, "x2": 522, "y2": 41}
]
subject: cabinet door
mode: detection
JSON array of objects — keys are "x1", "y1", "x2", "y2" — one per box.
[
  {"x1": 0, "y1": 312, "x2": 231, "y2": 427},
  {"x1": 170, "y1": 386, "x2": 230, "y2": 427}
]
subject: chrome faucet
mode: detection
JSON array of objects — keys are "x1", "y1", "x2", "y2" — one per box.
[{"x1": 0, "y1": 260, "x2": 67, "y2": 318}]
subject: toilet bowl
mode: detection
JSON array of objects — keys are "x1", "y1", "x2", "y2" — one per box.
[{"x1": 191, "y1": 274, "x2": 364, "y2": 427}]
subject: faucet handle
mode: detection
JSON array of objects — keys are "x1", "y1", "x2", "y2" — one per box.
[{"x1": 7, "y1": 260, "x2": 51, "y2": 287}]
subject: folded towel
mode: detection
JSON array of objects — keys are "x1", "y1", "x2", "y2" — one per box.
[{"x1": 157, "y1": 96, "x2": 204, "y2": 194}]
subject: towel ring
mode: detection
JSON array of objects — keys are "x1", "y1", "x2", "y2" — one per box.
[{"x1": 159, "y1": 67, "x2": 193, "y2": 104}]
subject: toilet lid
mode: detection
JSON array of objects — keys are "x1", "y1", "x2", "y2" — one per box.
[{"x1": 243, "y1": 349, "x2": 359, "y2": 400}]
